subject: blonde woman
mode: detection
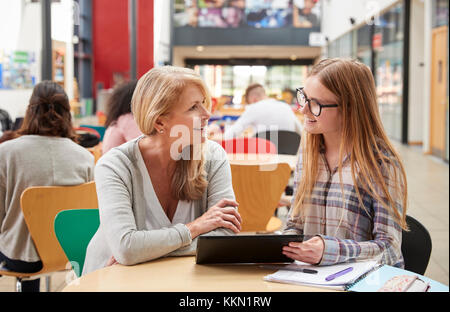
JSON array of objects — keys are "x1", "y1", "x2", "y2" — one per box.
[
  {"x1": 83, "y1": 66, "x2": 241, "y2": 275},
  {"x1": 282, "y1": 58, "x2": 408, "y2": 268}
]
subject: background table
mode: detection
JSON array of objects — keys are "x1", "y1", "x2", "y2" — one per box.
[
  {"x1": 63, "y1": 256, "x2": 334, "y2": 292},
  {"x1": 227, "y1": 153, "x2": 298, "y2": 171}
]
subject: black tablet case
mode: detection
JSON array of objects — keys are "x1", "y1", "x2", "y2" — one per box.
[{"x1": 195, "y1": 234, "x2": 304, "y2": 264}]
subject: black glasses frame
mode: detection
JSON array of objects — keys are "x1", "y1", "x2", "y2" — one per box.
[{"x1": 296, "y1": 87, "x2": 338, "y2": 117}]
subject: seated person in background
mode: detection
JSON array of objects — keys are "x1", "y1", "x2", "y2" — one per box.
[
  {"x1": 0, "y1": 130, "x2": 18, "y2": 144},
  {"x1": 83, "y1": 66, "x2": 242, "y2": 275},
  {"x1": 282, "y1": 58, "x2": 407, "y2": 268},
  {"x1": 0, "y1": 108, "x2": 13, "y2": 134},
  {"x1": 223, "y1": 83, "x2": 302, "y2": 140},
  {"x1": 0, "y1": 114, "x2": 24, "y2": 144},
  {"x1": 0, "y1": 81, "x2": 95, "y2": 292},
  {"x1": 102, "y1": 80, "x2": 142, "y2": 154}
]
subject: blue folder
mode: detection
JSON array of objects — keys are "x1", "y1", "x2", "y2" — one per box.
[{"x1": 346, "y1": 265, "x2": 449, "y2": 292}]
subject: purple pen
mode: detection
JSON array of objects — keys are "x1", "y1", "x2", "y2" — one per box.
[{"x1": 325, "y1": 267, "x2": 353, "y2": 281}]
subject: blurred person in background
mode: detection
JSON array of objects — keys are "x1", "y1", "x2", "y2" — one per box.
[
  {"x1": 102, "y1": 80, "x2": 142, "y2": 154},
  {"x1": 223, "y1": 83, "x2": 302, "y2": 139},
  {"x1": 0, "y1": 81, "x2": 95, "y2": 292},
  {"x1": 0, "y1": 108, "x2": 13, "y2": 134},
  {"x1": 0, "y1": 109, "x2": 25, "y2": 144}
]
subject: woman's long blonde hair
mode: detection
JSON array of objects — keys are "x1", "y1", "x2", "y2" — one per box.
[
  {"x1": 293, "y1": 58, "x2": 408, "y2": 230},
  {"x1": 132, "y1": 66, "x2": 211, "y2": 201}
]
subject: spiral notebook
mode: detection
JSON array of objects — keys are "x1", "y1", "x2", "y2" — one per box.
[
  {"x1": 264, "y1": 261, "x2": 449, "y2": 292},
  {"x1": 263, "y1": 260, "x2": 379, "y2": 290}
]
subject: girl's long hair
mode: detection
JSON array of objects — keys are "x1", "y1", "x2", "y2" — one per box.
[
  {"x1": 132, "y1": 66, "x2": 210, "y2": 201},
  {"x1": 293, "y1": 58, "x2": 408, "y2": 230}
]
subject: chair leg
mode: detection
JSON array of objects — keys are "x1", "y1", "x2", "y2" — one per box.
[
  {"x1": 45, "y1": 276, "x2": 51, "y2": 292},
  {"x1": 16, "y1": 278, "x2": 22, "y2": 292}
]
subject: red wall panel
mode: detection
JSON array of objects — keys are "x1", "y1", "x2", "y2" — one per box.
[
  {"x1": 93, "y1": 0, "x2": 154, "y2": 97},
  {"x1": 137, "y1": 0, "x2": 154, "y2": 78},
  {"x1": 93, "y1": 0, "x2": 129, "y2": 92}
]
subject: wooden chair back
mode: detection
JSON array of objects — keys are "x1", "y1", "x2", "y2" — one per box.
[
  {"x1": 230, "y1": 163, "x2": 291, "y2": 231},
  {"x1": 20, "y1": 181, "x2": 98, "y2": 275}
]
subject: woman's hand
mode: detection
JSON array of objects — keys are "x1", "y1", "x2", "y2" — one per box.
[
  {"x1": 106, "y1": 256, "x2": 118, "y2": 266},
  {"x1": 186, "y1": 199, "x2": 242, "y2": 239},
  {"x1": 282, "y1": 236, "x2": 325, "y2": 265}
]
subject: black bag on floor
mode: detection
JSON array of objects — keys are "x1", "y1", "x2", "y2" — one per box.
[{"x1": 77, "y1": 132, "x2": 100, "y2": 148}]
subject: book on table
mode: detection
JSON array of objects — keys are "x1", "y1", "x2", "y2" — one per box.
[
  {"x1": 263, "y1": 260, "x2": 449, "y2": 292},
  {"x1": 263, "y1": 260, "x2": 378, "y2": 291}
]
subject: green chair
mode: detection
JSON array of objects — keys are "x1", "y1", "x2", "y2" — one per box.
[
  {"x1": 54, "y1": 209, "x2": 100, "y2": 277},
  {"x1": 79, "y1": 125, "x2": 106, "y2": 141}
]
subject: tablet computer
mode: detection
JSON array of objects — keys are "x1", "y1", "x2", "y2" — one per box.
[{"x1": 195, "y1": 234, "x2": 304, "y2": 264}]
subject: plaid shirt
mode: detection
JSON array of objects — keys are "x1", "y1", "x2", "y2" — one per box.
[{"x1": 283, "y1": 146, "x2": 404, "y2": 268}]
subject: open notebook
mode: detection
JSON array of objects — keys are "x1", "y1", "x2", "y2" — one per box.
[
  {"x1": 264, "y1": 261, "x2": 449, "y2": 292},
  {"x1": 264, "y1": 260, "x2": 378, "y2": 290}
]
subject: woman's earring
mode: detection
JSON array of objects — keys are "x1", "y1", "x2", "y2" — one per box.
[{"x1": 160, "y1": 129, "x2": 164, "y2": 134}]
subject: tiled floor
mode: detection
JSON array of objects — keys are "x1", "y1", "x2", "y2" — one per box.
[
  {"x1": 0, "y1": 142, "x2": 448, "y2": 292},
  {"x1": 393, "y1": 143, "x2": 449, "y2": 286}
]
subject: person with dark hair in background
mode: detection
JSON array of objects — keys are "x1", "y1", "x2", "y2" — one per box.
[
  {"x1": 0, "y1": 81, "x2": 95, "y2": 292},
  {"x1": 0, "y1": 108, "x2": 13, "y2": 133},
  {"x1": 0, "y1": 109, "x2": 21, "y2": 144},
  {"x1": 102, "y1": 80, "x2": 142, "y2": 154}
]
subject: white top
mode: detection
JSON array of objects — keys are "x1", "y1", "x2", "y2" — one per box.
[
  {"x1": 0, "y1": 135, "x2": 95, "y2": 262},
  {"x1": 82, "y1": 136, "x2": 236, "y2": 275},
  {"x1": 145, "y1": 200, "x2": 193, "y2": 230},
  {"x1": 223, "y1": 98, "x2": 302, "y2": 140}
]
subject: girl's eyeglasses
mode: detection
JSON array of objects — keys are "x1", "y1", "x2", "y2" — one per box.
[{"x1": 296, "y1": 87, "x2": 338, "y2": 117}]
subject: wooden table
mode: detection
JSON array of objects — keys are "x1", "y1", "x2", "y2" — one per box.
[
  {"x1": 63, "y1": 256, "x2": 334, "y2": 292},
  {"x1": 227, "y1": 153, "x2": 298, "y2": 171}
]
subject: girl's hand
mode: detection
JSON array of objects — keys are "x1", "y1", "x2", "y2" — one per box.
[
  {"x1": 282, "y1": 236, "x2": 325, "y2": 265},
  {"x1": 186, "y1": 199, "x2": 242, "y2": 239}
]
